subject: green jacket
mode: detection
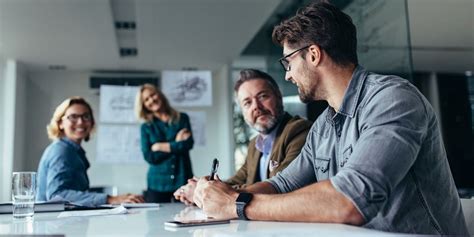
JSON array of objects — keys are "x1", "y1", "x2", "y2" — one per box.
[
  {"x1": 226, "y1": 112, "x2": 312, "y2": 188},
  {"x1": 140, "y1": 113, "x2": 194, "y2": 192}
]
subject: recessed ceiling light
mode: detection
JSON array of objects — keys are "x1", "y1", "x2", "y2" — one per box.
[
  {"x1": 119, "y1": 48, "x2": 138, "y2": 57},
  {"x1": 115, "y1": 21, "x2": 136, "y2": 30}
]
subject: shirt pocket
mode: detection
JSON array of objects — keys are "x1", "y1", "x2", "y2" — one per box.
[
  {"x1": 340, "y1": 145, "x2": 352, "y2": 168},
  {"x1": 315, "y1": 158, "x2": 330, "y2": 181}
]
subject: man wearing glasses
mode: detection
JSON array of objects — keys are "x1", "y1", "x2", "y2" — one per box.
[{"x1": 193, "y1": 1, "x2": 468, "y2": 235}]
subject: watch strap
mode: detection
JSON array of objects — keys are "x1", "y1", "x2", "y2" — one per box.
[
  {"x1": 236, "y1": 193, "x2": 252, "y2": 220},
  {"x1": 236, "y1": 202, "x2": 249, "y2": 220}
]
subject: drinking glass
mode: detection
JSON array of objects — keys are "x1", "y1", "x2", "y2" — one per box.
[{"x1": 11, "y1": 172, "x2": 36, "y2": 219}]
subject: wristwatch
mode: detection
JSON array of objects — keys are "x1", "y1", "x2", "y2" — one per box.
[{"x1": 236, "y1": 192, "x2": 253, "y2": 220}]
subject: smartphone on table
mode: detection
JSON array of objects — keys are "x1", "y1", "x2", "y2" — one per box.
[{"x1": 164, "y1": 218, "x2": 230, "y2": 227}]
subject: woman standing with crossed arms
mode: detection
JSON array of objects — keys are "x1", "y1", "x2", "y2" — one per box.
[{"x1": 135, "y1": 84, "x2": 194, "y2": 203}]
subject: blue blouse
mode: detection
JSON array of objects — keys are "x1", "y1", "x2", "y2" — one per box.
[{"x1": 36, "y1": 137, "x2": 107, "y2": 206}]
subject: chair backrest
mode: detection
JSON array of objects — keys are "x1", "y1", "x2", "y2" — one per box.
[
  {"x1": 461, "y1": 198, "x2": 474, "y2": 235},
  {"x1": 89, "y1": 186, "x2": 118, "y2": 196}
]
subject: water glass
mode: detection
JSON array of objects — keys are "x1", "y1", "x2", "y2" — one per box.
[{"x1": 11, "y1": 172, "x2": 36, "y2": 219}]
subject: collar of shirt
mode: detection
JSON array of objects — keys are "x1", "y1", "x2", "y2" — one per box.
[
  {"x1": 59, "y1": 137, "x2": 89, "y2": 169},
  {"x1": 255, "y1": 122, "x2": 280, "y2": 155},
  {"x1": 328, "y1": 65, "x2": 368, "y2": 120}
]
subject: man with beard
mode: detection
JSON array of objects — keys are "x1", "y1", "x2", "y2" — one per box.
[
  {"x1": 192, "y1": 1, "x2": 468, "y2": 235},
  {"x1": 173, "y1": 69, "x2": 312, "y2": 205}
]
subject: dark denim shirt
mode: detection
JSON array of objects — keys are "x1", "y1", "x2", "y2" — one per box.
[
  {"x1": 36, "y1": 137, "x2": 107, "y2": 206},
  {"x1": 268, "y1": 66, "x2": 468, "y2": 234}
]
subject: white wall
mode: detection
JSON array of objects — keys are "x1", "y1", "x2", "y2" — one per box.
[
  {"x1": 24, "y1": 66, "x2": 233, "y2": 195},
  {"x1": 0, "y1": 60, "x2": 5, "y2": 201},
  {"x1": 461, "y1": 199, "x2": 474, "y2": 235},
  {"x1": 0, "y1": 61, "x2": 4, "y2": 156},
  {"x1": 0, "y1": 60, "x2": 28, "y2": 202},
  {"x1": 1, "y1": 60, "x2": 16, "y2": 201},
  {"x1": 13, "y1": 62, "x2": 28, "y2": 172}
]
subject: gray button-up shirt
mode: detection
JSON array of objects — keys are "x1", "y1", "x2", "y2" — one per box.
[{"x1": 268, "y1": 66, "x2": 468, "y2": 234}]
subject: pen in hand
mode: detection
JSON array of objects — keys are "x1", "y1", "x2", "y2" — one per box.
[{"x1": 209, "y1": 158, "x2": 219, "y2": 180}]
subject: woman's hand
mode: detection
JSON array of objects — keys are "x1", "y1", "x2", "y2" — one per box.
[
  {"x1": 107, "y1": 193, "x2": 145, "y2": 204},
  {"x1": 176, "y1": 128, "x2": 191, "y2": 142}
]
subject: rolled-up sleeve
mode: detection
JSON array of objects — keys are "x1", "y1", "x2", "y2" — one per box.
[{"x1": 330, "y1": 85, "x2": 428, "y2": 221}]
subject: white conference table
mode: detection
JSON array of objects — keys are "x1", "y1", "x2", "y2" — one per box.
[{"x1": 0, "y1": 203, "x2": 409, "y2": 236}]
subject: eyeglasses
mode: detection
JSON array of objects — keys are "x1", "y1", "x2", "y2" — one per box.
[
  {"x1": 278, "y1": 45, "x2": 310, "y2": 72},
  {"x1": 63, "y1": 113, "x2": 92, "y2": 123}
]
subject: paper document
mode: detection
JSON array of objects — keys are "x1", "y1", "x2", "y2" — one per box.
[
  {"x1": 57, "y1": 206, "x2": 127, "y2": 218},
  {"x1": 101, "y1": 203, "x2": 160, "y2": 208}
]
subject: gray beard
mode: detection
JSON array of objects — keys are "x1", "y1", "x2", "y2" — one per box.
[{"x1": 252, "y1": 114, "x2": 280, "y2": 134}]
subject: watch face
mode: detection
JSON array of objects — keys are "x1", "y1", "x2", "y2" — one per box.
[{"x1": 236, "y1": 193, "x2": 252, "y2": 204}]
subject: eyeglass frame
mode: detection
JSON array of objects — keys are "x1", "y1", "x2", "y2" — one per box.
[
  {"x1": 62, "y1": 113, "x2": 93, "y2": 123},
  {"x1": 278, "y1": 45, "x2": 311, "y2": 72}
]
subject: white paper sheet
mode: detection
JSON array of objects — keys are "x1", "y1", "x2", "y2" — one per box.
[
  {"x1": 99, "y1": 85, "x2": 140, "y2": 123},
  {"x1": 101, "y1": 203, "x2": 160, "y2": 208},
  {"x1": 96, "y1": 124, "x2": 144, "y2": 164},
  {"x1": 161, "y1": 70, "x2": 212, "y2": 107},
  {"x1": 57, "y1": 206, "x2": 128, "y2": 218}
]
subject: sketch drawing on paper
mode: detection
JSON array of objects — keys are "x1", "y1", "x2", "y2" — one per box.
[
  {"x1": 100, "y1": 85, "x2": 139, "y2": 123},
  {"x1": 96, "y1": 124, "x2": 144, "y2": 164},
  {"x1": 109, "y1": 93, "x2": 135, "y2": 111},
  {"x1": 171, "y1": 76, "x2": 207, "y2": 102},
  {"x1": 162, "y1": 71, "x2": 213, "y2": 107}
]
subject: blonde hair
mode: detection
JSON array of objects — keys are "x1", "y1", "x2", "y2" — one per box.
[
  {"x1": 135, "y1": 83, "x2": 180, "y2": 123},
  {"x1": 46, "y1": 96, "x2": 95, "y2": 141}
]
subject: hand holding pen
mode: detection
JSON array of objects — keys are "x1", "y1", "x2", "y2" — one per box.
[{"x1": 194, "y1": 158, "x2": 239, "y2": 218}]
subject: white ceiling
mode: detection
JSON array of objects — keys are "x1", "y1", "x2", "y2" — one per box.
[
  {"x1": 0, "y1": 0, "x2": 472, "y2": 73},
  {"x1": 0, "y1": 0, "x2": 282, "y2": 72}
]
